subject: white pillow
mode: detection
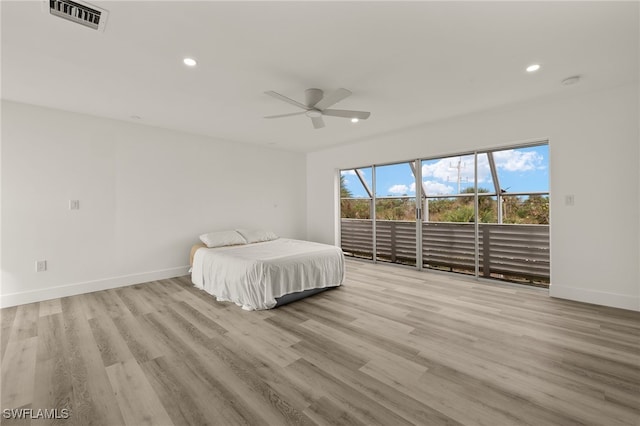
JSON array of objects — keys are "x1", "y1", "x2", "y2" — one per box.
[
  {"x1": 199, "y1": 230, "x2": 247, "y2": 248},
  {"x1": 235, "y1": 229, "x2": 278, "y2": 244}
]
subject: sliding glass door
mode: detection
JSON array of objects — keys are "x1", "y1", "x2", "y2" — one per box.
[
  {"x1": 374, "y1": 162, "x2": 418, "y2": 266},
  {"x1": 421, "y1": 153, "x2": 477, "y2": 276},
  {"x1": 339, "y1": 142, "x2": 550, "y2": 287},
  {"x1": 340, "y1": 163, "x2": 419, "y2": 266},
  {"x1": 340, "y1": 167, "x2": 373, "y2": 260},
  {"x1": 475, "y1": 146, "x2": 550, "y2": 286}
]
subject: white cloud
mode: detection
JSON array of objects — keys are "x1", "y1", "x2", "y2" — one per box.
[
  {"x1": 419, "y1": 149, "x2": 543, "y2": 193},
  {"x1": 411, "y1": 181, "x2": 453, "y2": 195},
  {"x1": 423, "y1": 180, "x2": 454, "y2": 195},
  {"x1": 341, "y1": 170, "x2": 357, "y2": 175},
  {"x1": 388, "y1": 184, "x2": 410, "y2": 194},
  {"x1": 422, "y1": 155, "x2": 489, "y2": 185},
  {"x1": 493, "y1": 149, "x2": 543, "y2": 172}
]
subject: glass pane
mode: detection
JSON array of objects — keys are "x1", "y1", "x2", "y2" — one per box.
[
  {"x1": 488, "y1": 145, "x2": 549, "y2": 193},
  {"x1": 478, "y1": 144, "x2": 550, "y2": 287},
  {"x1": 478, "y1": 194, "x2": 498, "y2": 223},
  {"x1": 340, "y1": 167, "x2": 372, "y2": 198},
  {"x1": 421, "y1": 154, "x2": 476, "y2": 276},
  {"x1": 421, "y1": 154, "x2": 475, "y2": 196},
  {"x1": 374, "y1": 162, "x2": 417, "y2": 266},
  {"x1": 476, "y1": 152, "x2": 494, "y2": 193},
  {"x1": 340, "y1": 199, "x2": 371, "y2": 219},
  {"x1": 424, "y1": 195, "x2": 475, "y2": 222},
  {"x1": 422, "y1": 221, "x2": 475, "y2": 276},
  {"x1": 376, "y1": 219, "x2": 417, "y2": 266},
  {"x1": 340, "y1": 167, "x2": 373, "y2": 260},
  {"x1": 375, "y1": 163, "x2": 416, "y2": 198},
  {"x1": 502, "y1": 194, "x2": 549, "y2": 224},
  {"x1": 341, "y1": 218, "x2": 373, "y2": 260},
  {"x1": 478, "y1": 222, "x2": 550, "y2": 287},
  {"x1": 375, "y1": 197, "x2": 416, "y2": 221}
]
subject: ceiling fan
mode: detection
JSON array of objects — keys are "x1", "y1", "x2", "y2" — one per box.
[{"x1": 264, "y1": 88, "x2": 370, "y2": 129}]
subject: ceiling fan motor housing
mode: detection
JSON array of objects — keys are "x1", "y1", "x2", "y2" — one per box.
[{"x1": 305, "y1": 88, "x2": 324, "y2": 107}]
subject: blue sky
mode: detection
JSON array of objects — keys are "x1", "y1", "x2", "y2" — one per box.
[{"x1": 341, "y1": 145, "x2": 548, "y2": 198}]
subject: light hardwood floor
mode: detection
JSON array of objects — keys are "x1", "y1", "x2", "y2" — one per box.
[{"x1": 1, "y1": 259, "x2": 639, "y2": 425}]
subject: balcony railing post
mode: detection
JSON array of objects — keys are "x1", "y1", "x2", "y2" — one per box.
[
  {"x1": 390, "y1": 222, "x2": 397, "y2": 262},
  {"x1": 482, "y1": 224, "x2": 491, "y2": 278}
]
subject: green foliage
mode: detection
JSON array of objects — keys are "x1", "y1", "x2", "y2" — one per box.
[
  {"x1": 340, "y1": 174, "x2": 371, "y2": 219},
  {"x1": 341, "y1": 199, "x2": 371, "y2": 219},
  {"x1": 442, "y1": 205, "x2": 474, "y2": 222},
  {"x1": 340, "y1": 175, "x2": 352, "y2": 198},
  {"x1": 341, "y1": 177, "x2": 549, "y2": 224},
  {"x1": 427, "y1": 192, "x2": 548, "y2": 224},
  {"x1": 520, "y1": 195, "x2": 549, "y2": 224},
  {"x1": 375, "y1": 198, "x2": 415, "y2": 220}
]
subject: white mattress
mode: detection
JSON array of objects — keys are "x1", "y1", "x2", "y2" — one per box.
[{"x1": 191, "y1": 238, "x2": 345, "y2": 310}]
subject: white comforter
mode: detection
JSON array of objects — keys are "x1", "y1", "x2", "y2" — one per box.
[{"x1": 191, "y1": 238, "x2": 344, "y2": 310}]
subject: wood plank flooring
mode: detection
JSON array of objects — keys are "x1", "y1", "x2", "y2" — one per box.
[{"x1": 1, "y1": 259, "x2": 639, "y2": 425}]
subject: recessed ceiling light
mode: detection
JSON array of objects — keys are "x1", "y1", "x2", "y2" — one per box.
[
  {"x1": 351, "y1": 118, "x2": 359, "y2": 123},
  {"x1": 183, "y1": 58, "x2": 197, "y2": 67},
  {"x1": 526, "y1": 64, "x2": 541, "y2": 73}
]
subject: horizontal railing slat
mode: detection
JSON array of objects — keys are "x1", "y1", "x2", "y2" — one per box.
[{"x1": 341, "y1": 219, "x2": 550, "y2": 283}]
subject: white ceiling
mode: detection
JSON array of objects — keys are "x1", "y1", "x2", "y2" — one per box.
[{"x1": 2, "y1": 1, "x2": 638, "y2": 153}]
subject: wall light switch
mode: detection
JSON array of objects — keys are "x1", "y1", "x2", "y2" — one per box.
[
  {"x1": 69, "y1": 200, "x2": 80, "y2": 210},
  {"x1": 36, "y1": 260, "x2": 47, "y2": 272},
  {"x1": 565, "y1": 195, "x2": 575, "y2": 206}
]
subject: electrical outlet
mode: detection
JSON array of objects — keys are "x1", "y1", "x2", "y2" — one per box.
[
  {"x1": 36, "y1": 260, "x2": 47, "y2": 272},
  {"x1": 69, "y1": 200, "x2": 80, "y2": 210},
  {"x1": 565, "y1": 195, "x2": 575, "y2": 206}
]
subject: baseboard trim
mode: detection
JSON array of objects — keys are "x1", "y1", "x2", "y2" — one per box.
[
  {"x1": 550, "y1": 285, "x2": 639, "y2": 311},
  {"x1": 0, "y1": 266, "x2": 190, "y2": 308}
]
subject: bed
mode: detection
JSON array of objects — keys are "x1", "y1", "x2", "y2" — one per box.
[{"x1": 190, "y1": 231, "x2": 344, "y2": 311}]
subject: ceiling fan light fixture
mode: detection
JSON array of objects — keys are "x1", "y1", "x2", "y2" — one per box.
[
  {"x1": 305, "y1": 110, "x2": 322, "y2": 118},
  {"x1": 351, "y1": 118, "x2": 359, "y2": 123}
]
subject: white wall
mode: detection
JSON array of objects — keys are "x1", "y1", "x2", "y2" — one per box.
[
  {"x1": 307, "y1": 84, "x2": 639, "y2": 311},
  {"x1": 1, "y1": 101, "x2": 306, "y2": 307}
]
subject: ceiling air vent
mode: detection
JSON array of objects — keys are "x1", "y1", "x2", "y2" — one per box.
[{"x1": 47, "y1": 0, "x2": 108, "y2": 31}]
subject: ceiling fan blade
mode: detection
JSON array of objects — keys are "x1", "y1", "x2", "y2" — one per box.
[
  {"x1": 264, "y1": 111, "x2": 307, "y2": 119},
  {"x1": 311, "y1": 116, "x2": 325, "y2": 129},
  {"x1": 322, "y1": 109, "x2": 371, "y2": 119},
  {"x1": 314, "y1": 88, "x2": 352, "y2": 110},
  {"x1": 264, "y1": 91, "x2": 309, "y2": 110}
]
